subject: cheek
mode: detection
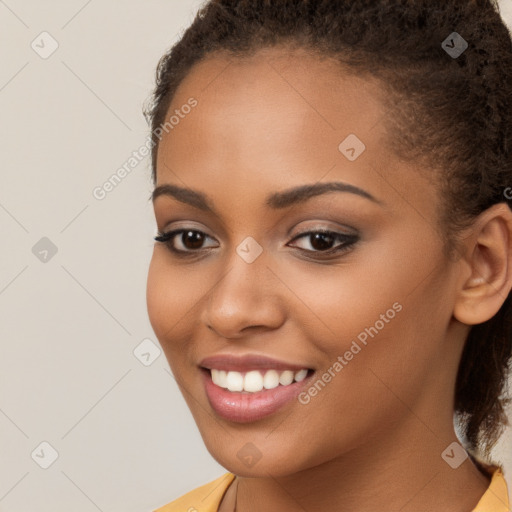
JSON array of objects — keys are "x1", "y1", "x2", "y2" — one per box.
[
  {"x1": 146, "y1": 250, "x2": 212, "y2": 364},
  {"x1": 275, "y1": 249, "x2": 409, "y2": 353},
  {"x1": 146, "y1": 253, "x2": 167, "y2": 337},
  {"x1": 285, "y1": 240, "x2": 448, "y2": 393},
  {"x1": 146, "y1": 251, "x2": 189, "y2": 345}
]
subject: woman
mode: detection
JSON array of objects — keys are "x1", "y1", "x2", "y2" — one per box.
[{"x1": 144, "y1": 0, "x2": 512, "y2": 510}]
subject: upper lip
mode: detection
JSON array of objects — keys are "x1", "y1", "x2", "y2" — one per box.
[{"x1": 199, "y1": 353, "x2": 312, "y2": 372}]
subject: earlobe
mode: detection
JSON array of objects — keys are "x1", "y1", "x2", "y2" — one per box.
[{"x1": 453, "y1": 203, "x2": 512, "y2": 326}]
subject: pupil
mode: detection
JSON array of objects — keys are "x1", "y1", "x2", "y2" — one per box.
[
  {"x1": 311, "y1": 233, "x2": 334, "y2": 251},
  {"x1": 184, "y1": 231, "x2": 204, "y2": 249}
]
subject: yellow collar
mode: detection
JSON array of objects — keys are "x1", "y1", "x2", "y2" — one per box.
[{"x1": 154, "y1": 469, "x2": 509, "y2": 511}]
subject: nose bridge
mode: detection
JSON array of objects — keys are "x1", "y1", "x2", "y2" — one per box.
[
  {"x1": 210, "y1": 238, "x2": 269, "y2": 311},
  {"x1": 202, "y1": 237, "x2": 284, "y2": 337}
]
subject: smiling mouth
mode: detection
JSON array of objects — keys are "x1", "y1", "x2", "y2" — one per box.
[
  {"x1": 202, "y1": 367, "x2": 313, "y2": 393},
  {"x1": 199, "y1": 361, "x2": 316, "y2": 423}
]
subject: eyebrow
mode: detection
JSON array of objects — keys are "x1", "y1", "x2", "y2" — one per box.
[{"x1": 151, "y1": 181, "x2": 384, "y2": 213}]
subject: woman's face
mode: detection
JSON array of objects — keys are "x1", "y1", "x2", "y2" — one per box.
[{"x1": 147, "y1": 47, "x2": 465, "y2": 476}]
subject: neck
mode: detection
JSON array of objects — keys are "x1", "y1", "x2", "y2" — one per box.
[{"x1": 232, "y1": 415, "x2": 491, "y2": 512}]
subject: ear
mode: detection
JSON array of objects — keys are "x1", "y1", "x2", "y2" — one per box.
[{"x1": 453, "y1": 203, "x2": 512, "y2": 325}]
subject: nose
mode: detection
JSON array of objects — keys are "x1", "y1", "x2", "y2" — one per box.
[{"x1": 200, "y1": 248, "x2": 286, "y2": 339}]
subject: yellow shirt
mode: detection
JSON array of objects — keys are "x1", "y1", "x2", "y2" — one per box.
[{"x1": 154, "y1": 469, "x2": 510, "y2": 512}]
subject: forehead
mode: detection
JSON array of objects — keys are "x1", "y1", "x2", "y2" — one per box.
[
  {"x1": 171, "y1": 47, "x2": 384, "y2": 134},
  {"x1": 158, "y1": 48, "x2": 386, "y2": 172},
  {"x1": 155, "y1": 47, "x2": 438, "y2": 221}
]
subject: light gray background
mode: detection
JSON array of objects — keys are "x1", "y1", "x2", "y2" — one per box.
[{"x1": 0, "y1": 1, "x2": 511, "y2": 511}]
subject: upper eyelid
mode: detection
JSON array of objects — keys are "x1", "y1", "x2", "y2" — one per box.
[
  {"x1": 153, "y1": 200, "x2": 365, "y2": 237},
  {"x1": 157, "y1": 215, "x2": 358, "y2": 235}
]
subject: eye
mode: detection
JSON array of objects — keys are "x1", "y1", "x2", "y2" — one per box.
[
  {"x1": 154, "y1": 229, "x2": 218, "y2": 255},
  {"x1": 154, "y1": 227, "x2": 359, "y2": 258},
  {"x1": 287, "y1": 229, "x2": 359, "y2": 256}
]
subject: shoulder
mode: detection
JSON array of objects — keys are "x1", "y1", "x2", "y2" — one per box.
[
  {"x1": 471, "y1": 467, "x2": 509, "y2": 512},
  {"x1": 153, "y1": 473, "x2": 236, "y2": 512}
]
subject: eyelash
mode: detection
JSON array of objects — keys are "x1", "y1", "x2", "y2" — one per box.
[{"x1": 154, "y1": 228, "x2": 359, "y2": 259}]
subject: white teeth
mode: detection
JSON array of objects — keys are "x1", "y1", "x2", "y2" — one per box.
[
  {"x1": 263, "y1": 369, "x2": 280, "y2": 389},
  {"x1": 279, "y1": 370, "x2": 294, "y2": 386},
  {"x1": 211, "y1": 369, "x2": 228, "y2": 388},
  {"x1": 226, "y1": 371, "x2": 244, "y2": 392},
  {"x1": 244, "y1": 371, "x2": 264, "y2": 392},
  {"x1": 294, "y1": 369, "x2": 308, "y2": 382},
  {"x1": 209, "y1": 368, "x2": 310, "y2": 392},
  {"x1": 218, "y1": 370, "x2": 227, "y2": 388},
  {"x1": 211, "y1": 369, "x2": 221, "y2": 386}
]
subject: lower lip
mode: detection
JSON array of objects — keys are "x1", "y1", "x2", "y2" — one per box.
[{"x1": 201, "y1": 368, "x2": 314, "y2": 423}]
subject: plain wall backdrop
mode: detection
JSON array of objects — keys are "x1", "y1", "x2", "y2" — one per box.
[{"x1": 1, "y1": 1, "x2": 511, "y2": 510}]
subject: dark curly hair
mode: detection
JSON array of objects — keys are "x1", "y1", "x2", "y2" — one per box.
[{"x1": 144, "y1": 0, "x2": 512, "y2": 461}]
